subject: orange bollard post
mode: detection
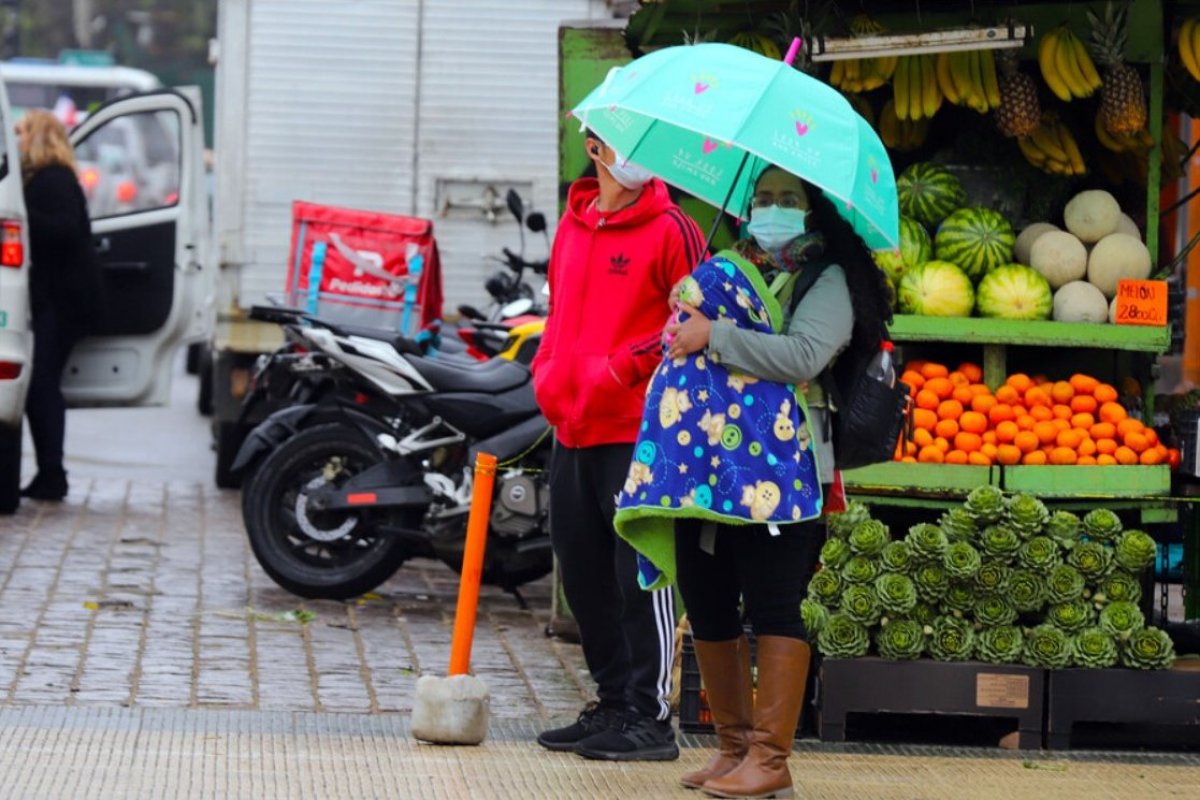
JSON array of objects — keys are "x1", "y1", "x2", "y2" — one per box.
[{"x1": 448, "y1": 452, "x2": 497, "y2": 676}]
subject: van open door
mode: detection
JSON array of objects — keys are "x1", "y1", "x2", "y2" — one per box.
[{"x1": 64, "y1": 88, "x2": 210, "y2": 405}]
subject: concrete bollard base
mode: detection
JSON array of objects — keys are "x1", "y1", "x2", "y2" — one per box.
[{"x1": 411, "y1": 674, "x2": 491, "y2": 745}]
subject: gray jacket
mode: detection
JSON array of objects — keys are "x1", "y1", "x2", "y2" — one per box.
[{"x1": 706, "y1": 263, "x2": 854, "y2": 484}]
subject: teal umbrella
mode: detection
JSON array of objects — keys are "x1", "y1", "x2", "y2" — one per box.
[{"x1": 572, "y1": 41, "x2": 899, "y2": 251}]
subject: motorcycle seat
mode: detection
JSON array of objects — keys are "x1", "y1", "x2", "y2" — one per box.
[
  {"x1": 341, "y1": 325, "x2": 424, "y2": 355},
  {"x1": 404, "y1": 354, "x2": 530, "y2": 393}
]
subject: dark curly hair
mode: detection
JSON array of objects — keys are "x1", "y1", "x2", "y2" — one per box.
[{"x1": 752, "y1": 167, "x2": 893, "y2": 350}]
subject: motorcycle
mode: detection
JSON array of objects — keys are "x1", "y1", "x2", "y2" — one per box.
[
  {"x1": 455, "y1": 189, "x2": 549, "y2": 359},
  {"x1": 233, "y1": 306, "x2": 553, "y2": 601}
]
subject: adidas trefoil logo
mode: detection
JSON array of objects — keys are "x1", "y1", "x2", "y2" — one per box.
[{"x1": 609, "y1": 253, "x2": 631, "y2": 275}]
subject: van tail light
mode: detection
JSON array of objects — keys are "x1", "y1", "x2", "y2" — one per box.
[
  {"x1": 1, "y1": 221, "x2": 22, "y2": 268},
  {"x1": 0, "y1": 362, "x2": 22, "y2": 380},
  {"x1": 116, "y1": 180, "x2": 138, "y2": 205}
]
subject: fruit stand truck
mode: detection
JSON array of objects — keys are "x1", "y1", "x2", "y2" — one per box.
[{"x1": 205, "y1": 0, "x2": 622, "y2": 485}]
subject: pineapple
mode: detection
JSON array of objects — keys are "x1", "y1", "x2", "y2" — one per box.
[
  {"x1": 994, "y1": 49, "x2": 1040, "y2": 138},
  {"x1": 1089, "y1": 2, "x2": 1147, "y2": 135}
]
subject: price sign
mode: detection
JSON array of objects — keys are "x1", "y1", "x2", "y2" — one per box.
[{"x1": 1113, "y1": 280, "x2": 1168, "y2": 327}]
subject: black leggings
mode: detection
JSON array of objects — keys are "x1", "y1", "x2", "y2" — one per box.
[
  {"x1": 675, "y1": 518, "x2": 824, "y2": 642},
  {"x1": 26, "y1": 310, "x2": 78, "y2": 475}
]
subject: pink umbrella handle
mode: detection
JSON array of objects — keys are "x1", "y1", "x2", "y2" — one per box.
[{"x1": 784, "y1": 37, "x2": 803, "y2": 66}]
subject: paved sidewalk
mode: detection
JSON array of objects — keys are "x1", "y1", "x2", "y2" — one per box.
[{"x1": 1, "y1": 478, "x2": 1198, "y2": 798}]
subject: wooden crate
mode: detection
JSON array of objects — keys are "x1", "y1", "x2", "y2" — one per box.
[
  {"x1": 1045, "y1": 664, "x2": 1200, "y2": 749},
  {"x1": 817, "y1": 658, "x2": 1045, "y2": 749}
]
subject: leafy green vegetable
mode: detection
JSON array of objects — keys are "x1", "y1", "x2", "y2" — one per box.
[
  {"x1": 1098, "y1": 600, "x2": 1145, "y2": 641},
  {"x1": 1082, "y1": 509, "x2": 1122, "y2": 543},
  {"x1": 827, "y1": 501, "x2": 872, "y2": 540},
  {"x1": 1114, "y1": 530, "x2": 1157, "y2": 574},
  {"x1": 941, "y1": 582, "x2": 976, "y2": 617},
  {"x1": 975, "y1": 594, "x2": 1018, "y2": 627},
  {"x1": 1067, "y1": 542, "x2": 1114, "y2": 582},
  {"x1": 944, "y1": 541, "x2": 983, "y2": 580},
  {"x1": 800, "y1": 598, "x2": 830, "y2": 637},
  {"x1": 875, "y1": 572, "x2": 919, "y2": 616},
  {"x1": 912, "y1": 562, "x2": 950, "y2": 601},
  {"x1": 1099, "y1": 571, "x2": 1142, "y2": 605},
  {"x1": 841, "y1": 555, "x2": 880, "y2": 585},
  {"x1": 964, "y1": 485, "x2": 1007, "y2": 525},
  {"x1": 876, "y1": 618, "x2": 925, "y2": 661},
  {"x1": 980, "y1": 525, "x2": 1021, "y2": 563},
  {"x1": 1008, "y1": 569, "x2": 1047, "y2": 613},
  {"x1": 1045, "y1": 564, "x2": 1086, "y2": 604},
  {"x1": 906, "y1": 523, "x2": 949, "y2": 562},
  {"x1": 1017, "y1": 536, "x2": 1062, "y2": 572},
  {"x1": 1045, "y1": 510, "x2": 1082, "y2": 550},
  {"x1": 1047, "y1": 599, "x2": 1093, "y2": 633},
  {"x1": 976, "y1": 625, "x2": 1024, "y2": 664},
  {"x1": 938, "y1": 507, "x2": 977, "y2": 543},
  {"x1": 849, "y1": 519, "x2": 891, "y2": 556},
  {"x1": 1024, "y1": 624, "x2": 1072, "y2": 668},
  {"x1": 1121, "y1": 626, "x2": 1176, "y2": 670},
  {"x1": 1005, "y1": 494, "x2": 1049, "y2": 539},
  {"x1": 841, "y1": 584, "x2": 882, "y2": 626},
  {"x1": 911, "y1": 601, "x2": 939, "y2": 626},
  {"x1": 928, "y1": 616, "x2": 975, "y2": 661},
  {"x1": 815, "y1": 613, "x2": 870, "y2": 658},
  {"x1": 974, "y1": 561, "x2": 1012, "y2": 595},
  {"x1": 1072, "y1": 627, "x2": 1118, "y2": 668},
  {"x1": 880, "y1": 540, "x2": 914, "y2": 573},
  {"x1": 819, "y1": 537, "x2": 852, "y2": 570},
  {"x1": 806, "y1": 569, "x2": 842, "y2": 605}
]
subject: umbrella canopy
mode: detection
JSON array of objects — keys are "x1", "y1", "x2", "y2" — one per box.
[{"x1": 572, "y1": 43, "x2": 899, "y2": 251}]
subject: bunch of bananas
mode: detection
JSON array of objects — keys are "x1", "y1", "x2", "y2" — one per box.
[
  {"x1": 1177, "y1": 17, "x2": 1200, "y2": 82},
  {"x1": 1093, "y1": 111, "x2": 1155, "y2": 153},
  {"x1": 935, "y1": 50, "x2": 1001, "y2": 113},
  {"x1": 1017, "y1": 115, "x2": 1087, "y2": 176},
  {"x1": 1038, "y1": 26, "x2": 1103, "y2": 101},
  {"x1": 893, "y1": 54, "x2": 943, "y2": 121},
  {"x1": 828, "y1": 15, "x2": 897, "y2": 94},
  {"x1": 878, "y1": 98, "x2": 931, "y2": 152},
  {"x1": 829, "y1": 56, "x2": 898, "y2": 93}
]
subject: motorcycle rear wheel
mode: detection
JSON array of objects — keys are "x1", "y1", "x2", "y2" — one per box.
[{"x1": 242, "y1": 422, "x2": 413, "y2": 599}]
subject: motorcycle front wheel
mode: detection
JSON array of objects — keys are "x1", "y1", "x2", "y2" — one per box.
[{"x1": 242, "y1": 422, "x2": 414, "y2": 599}]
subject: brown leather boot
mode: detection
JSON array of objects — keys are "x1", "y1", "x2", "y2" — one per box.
[
  {"x1": 680, "y1": 635, "x2": 753, "y2": 789},
  {"x1": 702, "y1": 636, "x2": 811, "y2": 799}
]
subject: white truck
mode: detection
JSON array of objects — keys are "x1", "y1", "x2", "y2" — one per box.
[{"x1": 206, "y1": 0, "x2": 619, "y2": 485}]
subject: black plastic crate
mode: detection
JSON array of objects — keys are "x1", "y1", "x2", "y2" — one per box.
[
  {"x1": 1046, "y1": 666, "x2": 1200, "y2": 750},
  {"x1": 678, "y1": 630, "x2": 816, "y2": 736},
  {"x1": 1172, "y1": 408, "x2": 1200, "y2": 478}
]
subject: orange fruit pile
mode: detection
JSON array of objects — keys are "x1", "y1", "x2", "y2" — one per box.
[{"x1": 895, "y1": 362, "x2": 1174, "y2": 468}]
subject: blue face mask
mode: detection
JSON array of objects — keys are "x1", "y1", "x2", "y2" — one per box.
[{"x1": 746, "y1": 205, "x2": 810, "y2": 253}]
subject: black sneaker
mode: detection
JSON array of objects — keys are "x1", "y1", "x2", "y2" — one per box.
[
  {"x1": 574, "y1": 711, "x2": 679, "y2": 761},
  {"x1": 536, "y1": 702, "x2": 626, "y2": 752}
]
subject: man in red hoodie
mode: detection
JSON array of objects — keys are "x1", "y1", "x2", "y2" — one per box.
[{"x1": 532, "y1": 130, "x2": 703, "y2": 761}]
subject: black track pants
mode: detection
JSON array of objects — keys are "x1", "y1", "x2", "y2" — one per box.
[{"x1": 549, "y1": 443, "x2": 676, "y2": 721}]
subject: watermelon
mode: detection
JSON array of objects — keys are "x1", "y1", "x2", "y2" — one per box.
[
  {"x1": 934, "y1": 207, "x2": 1015, "y2": 282},
  {"x1": 873, "y1": 250, "x2": 906, "y2": 284},
  {"x1": 900, "y1": 216, "x2": 932, "y2": 268},
  {"x1": 896, "y1": 163, "x2": 965, "y2": 228},
  {"x1": 897, "y1": 260, "x2": 975, "y2": 317},
  {"x1": 976, "y1": 264, "x2": 1053, "y2": 320}
]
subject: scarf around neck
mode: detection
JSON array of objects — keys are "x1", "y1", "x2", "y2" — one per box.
[{"x1": 733, "y1": 230, "x2": 826, "y2": 275}]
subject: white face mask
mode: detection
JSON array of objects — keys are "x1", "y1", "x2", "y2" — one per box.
[
  {"x1": 606, "y1": 151, "x2": 654, "y2": 191},
  {"x1": 746, "y1": 205, "x2": 810, "y2": 252}
]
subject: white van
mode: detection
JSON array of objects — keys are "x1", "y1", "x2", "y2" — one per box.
[
  {"x1": 1, "y1": 60, "x2": 160, "y2": 120},
  {"x1": 0, "y1": 82, "x2": 212, "y2": 513}
]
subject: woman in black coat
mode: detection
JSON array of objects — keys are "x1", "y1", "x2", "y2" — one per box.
[{"x1": 16, "y1": 109, "x2": 102, "y2": 501}]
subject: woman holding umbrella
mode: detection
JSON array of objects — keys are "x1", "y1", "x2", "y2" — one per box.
[{"x1": 615, "y1": 165, "x2": 892, "y2": 798}]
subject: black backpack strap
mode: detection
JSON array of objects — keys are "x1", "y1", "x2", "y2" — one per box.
[{"x1": 776, "y1": 258, "x2": 832, "y2": 316}]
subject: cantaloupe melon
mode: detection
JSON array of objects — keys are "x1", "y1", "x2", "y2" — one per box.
[
  {"x1": 1014, "y1": 222, "x2": 1059, "y2": 265},
  {"x1": 1030, "y1": 230, "x2": 1088, "y2": 289},
  {"x1": 1053, "y1": 280, "x2": 1109, "y2": 323},
  {"x1": 1063, "y1": 190, "x2": 1121, "y2": 243},
  {"x1": 1087, "y1": 232, "x2": 1152, "y2": 298}
]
